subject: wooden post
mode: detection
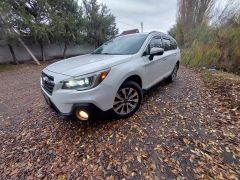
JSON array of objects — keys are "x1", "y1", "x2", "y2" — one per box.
[{"x1": 18, "y1": 38, "x2": 41, "y2": 65}]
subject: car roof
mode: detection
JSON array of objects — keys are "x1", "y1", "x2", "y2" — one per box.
[{"x1": 119, "y1": 31, "x2": 170, "y2": 38}]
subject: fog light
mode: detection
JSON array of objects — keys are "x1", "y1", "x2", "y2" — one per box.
[{"x1": 75, "y1": 110, "x2": 89, "y2": 121}]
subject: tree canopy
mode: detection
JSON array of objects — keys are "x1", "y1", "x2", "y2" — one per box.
[
  {"x1": 82, "y1": 0, "x2": 118, "y2": 47},
  {"x1": 0, "y1": 0, "x2": 118, "y2": 61}
]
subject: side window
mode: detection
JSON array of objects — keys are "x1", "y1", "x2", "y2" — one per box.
[
  {"x1": 147, "y1": 36, "x2": 163, "y2": 54},
  {"x1": 162, "y1": 38, "x2": 171, "y2": 51},
  {"x1": 149, "y1": 37, "x2": 163, "y2": 49},
  {"x1": 163, "y1": 35, "x2": 178, "y2": 50},
  {"x1": 174, "y1": 40, "x2": 178, "y2": 49},
  {"x1": 170, "y1": 38, "x2": 177, "y2": 50}
]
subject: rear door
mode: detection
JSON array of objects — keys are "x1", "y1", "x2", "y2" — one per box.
[{"x1": 162, "y1": 36, "x2": 179, "y2": 75}]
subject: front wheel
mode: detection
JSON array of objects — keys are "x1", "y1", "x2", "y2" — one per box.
[{"x1": 112, "y1": 81, "x2": 143, "y2": 119}]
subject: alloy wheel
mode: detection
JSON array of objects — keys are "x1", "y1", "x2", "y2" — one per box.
[{"x1": 113, "y1": 87, "x2": 139, "y2": 115}]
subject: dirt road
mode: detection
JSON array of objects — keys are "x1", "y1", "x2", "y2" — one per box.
[{"x1": 0, "y1": 64, "x2": 239, "y2": 179}]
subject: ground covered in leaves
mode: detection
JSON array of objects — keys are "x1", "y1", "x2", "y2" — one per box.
[{"x1": 0, "y1": 63, "x2": 239, "y2": 179}]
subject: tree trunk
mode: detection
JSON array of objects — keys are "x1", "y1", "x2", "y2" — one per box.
[
  {"x1": 39, "y1": 41, "x2": 45, "y2": 61},
  {"x1": 63, "y1": 41, "x2": 68, "y2": 59},
  {"x1": 18, "y1": 38, "x2": 40, "y2": 65},
  {"x1": 8, "y1": 44, "x2": 18, "y2": 65}
]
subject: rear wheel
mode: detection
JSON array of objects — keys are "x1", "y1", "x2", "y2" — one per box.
[
  {"x1": 167, "y1": 63, "x2": 179, "y2": 83},
  {"x1": 112, "y1": 81, "x2": 142, "y2": 119}
]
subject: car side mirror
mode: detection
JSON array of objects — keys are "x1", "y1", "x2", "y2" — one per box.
[{"x1": 149, "y1": 47, "x2": 164, "y2": 60}]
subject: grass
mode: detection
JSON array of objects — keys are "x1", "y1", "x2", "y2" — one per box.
[
  {"x1": 0, "y1": 64, "x2": 16, "y2": 72},
  {"x1": 212, "y1": 71, "x2": 240, "y2": 82},
  {"x1": 202, "y1": 69, "x2": 240, "y2": 83}
]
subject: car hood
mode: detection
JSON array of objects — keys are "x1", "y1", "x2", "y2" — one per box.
[{"x1": 45, "y1": 54, "x2": 133, "y2": 77}]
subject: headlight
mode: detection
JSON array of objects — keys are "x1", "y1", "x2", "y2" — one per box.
[{"x1": 62, "y1": 69, "x2": 110, "y2": 90}]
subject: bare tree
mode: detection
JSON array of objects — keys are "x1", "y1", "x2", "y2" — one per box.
[
  {"x1": 212, "y1": 0, "x2": 240, "y2": 27},
  {"x1": 176, "y1": 0, "x2": 216, "y2": 45}
]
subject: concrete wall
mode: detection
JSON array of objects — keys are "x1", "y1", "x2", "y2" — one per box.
[{"x1": 0, "y1": 43, "x2": 95, "y2": 64}]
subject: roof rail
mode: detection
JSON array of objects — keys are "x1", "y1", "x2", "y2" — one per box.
[
  {"x1": 148, "y1": 31, "x2": 160, "y2": 34},
  {"x1": 149, "y1": 31, "x2": 170, "y2": 37}
]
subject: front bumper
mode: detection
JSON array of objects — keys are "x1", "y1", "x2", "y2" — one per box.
[
  {"x1": 40, "y1": 68, "x2": 119, "y2": 119},
  {"x1": 42, "y1": 90, "x2": 105, "y2": 119},
  {"x1": 41, "y1": 78, "x2": 116, "y2": 118},
  {"x1": 41, "y1": 84, "x2": 115, "y2": 113}
]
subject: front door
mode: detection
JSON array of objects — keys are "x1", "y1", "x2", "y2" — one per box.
[{"x1": 143, "y1": 36, "x2": 169, "y2": 89}]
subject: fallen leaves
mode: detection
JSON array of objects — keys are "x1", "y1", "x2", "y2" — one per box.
[
  {"x1": 182, "y1": 138, "x2": 191, "y2": 145},
  {"x1": 0, "y1": 65, "x2": 239, "y2": 179}
]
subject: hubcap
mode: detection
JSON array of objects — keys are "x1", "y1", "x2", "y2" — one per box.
[{"x1": 113, "y1": 87, "x2": 139, "y2": 115}]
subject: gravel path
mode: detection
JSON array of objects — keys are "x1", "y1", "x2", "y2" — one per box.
[{"x1": 0, "y1": 64, "x2": 239, "y2": 179}]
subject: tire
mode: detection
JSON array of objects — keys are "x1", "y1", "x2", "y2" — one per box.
[
  {"x1": 111, "y1": 81, "x2": 143, "y2": 119},
  {"x1": 167, "y1": 63, "x2": 179, "y2": 83}
]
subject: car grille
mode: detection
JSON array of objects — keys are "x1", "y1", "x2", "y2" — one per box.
[{"x1": 41, "y1": 72, "x2": 55, "y2": 95}]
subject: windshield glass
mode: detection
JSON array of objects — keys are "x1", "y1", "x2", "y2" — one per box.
[{"x1": 93, "y1": 34, "x2": 148, "y2": 55}]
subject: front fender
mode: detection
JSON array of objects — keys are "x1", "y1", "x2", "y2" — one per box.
[{"x1": 102, "y1": 59, "x2": 145, "y2": 108}]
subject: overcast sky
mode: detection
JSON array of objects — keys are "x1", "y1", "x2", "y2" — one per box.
[
  {"x1": 98, "y1": 0, "x2": 229, "y2": 34},
  {"x1": 98, "y1": 0, "x2": 178, "y2": 33}
]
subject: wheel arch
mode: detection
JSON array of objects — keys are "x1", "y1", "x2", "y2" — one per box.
[{"x1": 122, "y1": 75, "x2": 142, "y2": 88}]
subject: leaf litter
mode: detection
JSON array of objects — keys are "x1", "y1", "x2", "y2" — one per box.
[{"x1": 0, "y1": 64, "x2": 239, "y2": 179}]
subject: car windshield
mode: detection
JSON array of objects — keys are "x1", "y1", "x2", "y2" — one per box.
[{"x1": 93, "y1": 34, "x2": 148, "y2": 55}]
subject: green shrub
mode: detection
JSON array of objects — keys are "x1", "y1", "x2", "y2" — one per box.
[{"x1": 181, "y1": 25, "x2": 240, "y2": 74}]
